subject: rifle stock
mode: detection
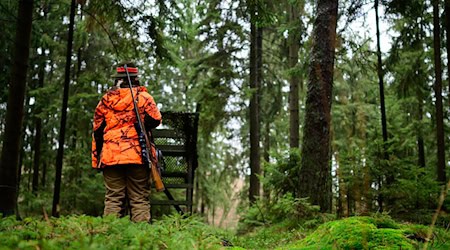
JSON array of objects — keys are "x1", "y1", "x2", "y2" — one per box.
[
  {"x1": 151, "y1": 161, "x2": 165, "y2": 191},
  {"x1": 142, "y1": 130, "x2": 165, "y2": 192}
]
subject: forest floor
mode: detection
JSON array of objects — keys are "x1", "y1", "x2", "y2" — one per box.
[{"x1": 1, "y1": 213, "x2": 450, "y2": 249}]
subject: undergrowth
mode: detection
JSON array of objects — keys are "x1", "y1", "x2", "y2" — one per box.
[
  {"x1": 2, "y1": 213, "x2": 450, "y2": 249},
  {"x1": 0, "y1": 214, "x2": 232, "y2": 250},
  {"x1": 235, "y1": 204, "x2": 450, "y2": 250},
  {"x1": 282, "y1": 215, "x2": 450, "y2": 250}
]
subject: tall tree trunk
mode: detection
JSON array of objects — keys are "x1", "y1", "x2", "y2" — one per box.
[
  {"x1": 22, "y1": 88, "x2": 32, "y2": 193},
  {"x1": 42, "y1": 159, "x2": 47, "y2": 188},
  {"x1": 433, "y1": 0, "x2": 446, "y2": 183},
  {"x1": 248, "y1": 2, "x2": 262, "y2": 204},
  {"x1": 42, "y1": 57, "x2": 54, "y2": 189},
  {"x1": 375, "y1": 0, "x2": 390, "y2": 211},
  {"x1": 71, "y1": 40, "x2": 83, "y2": 150},
  {"x1": 361, "y1": 163, "x2": 371, "y2": 215},
  {"x1": 353, "y1": 177, "x2": 362, "y2": 214},
  {"x1": 200, "y1": 192, "x2": 205, "y2": 216},
  {"x1": 263, "y1": 120, "x2": 270, "y2": 200},
  {"x1": 0, "y1": 0, "x2": 34, "y2": 217},
  {"x1": 335, "y1": 153, "x2": 349, "y2": 218},
  {"x1": 16, "y1": 148, "x2": 24, "y2": 219},
  {"x1": 32, "y1": 65, "x2": 44, "y2": 193},
  {"x1": 357, "y1": 107, "x2": 370, "y2": 215},
  {"x1": 289, "y1": 3, "x2": 300, "y2": 149},
  {"x1": 445, "y1": 0, "x2": 450, "y2": 103},
  {"x1": 298, "y1": 0, "x2": 338, "y2": 212},
  {"x1": 417, "y1": 87, "x2": 425, "y2": 168},
  {"x1": 416, "y1": 87, "x2": 425, "y2": 209},
  {"x1": 375, "y1": 0, "x2": 388, "y2": 157},
  {"x1": 52, "y1": 0, "x2": 76, "y2": 217}
]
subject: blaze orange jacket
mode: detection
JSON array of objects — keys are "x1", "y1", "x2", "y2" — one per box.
[{"x1": 91, "y1": 86, "x2": 161, "y2": 168}]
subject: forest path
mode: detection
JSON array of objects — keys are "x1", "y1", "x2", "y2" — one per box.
[{"x1": 208, "y1": 178, "x2": 244, "y2": 229}]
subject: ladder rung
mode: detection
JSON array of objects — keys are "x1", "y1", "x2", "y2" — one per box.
[
  {"x1": 162, "y1": 172, "x2": 187, "y2": 178},
  {"x1": 152, "y1": 129, "x2": 185, "y2": 138},
  {"x1": 157, "y1": 145, "x2": 186, "y2": 156}
]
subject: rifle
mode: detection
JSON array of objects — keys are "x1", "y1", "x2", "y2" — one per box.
[{"x1": 123, "y1": 64, "x2": 183, "y2": 215}]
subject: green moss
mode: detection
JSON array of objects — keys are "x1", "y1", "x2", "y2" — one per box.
[
  {"x1": 3, "y1": 215, "x2": 450, "y2": 249},
  {"x1": 0, "y1": 214, "x2": 231, "y2": 250},
  {"x1": 282, "y1": 217, "x2": 415, "y2": 250}
]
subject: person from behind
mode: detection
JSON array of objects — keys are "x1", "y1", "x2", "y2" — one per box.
[{"x1": 91, "y1": 62, "x2": 161, "y2": 222}]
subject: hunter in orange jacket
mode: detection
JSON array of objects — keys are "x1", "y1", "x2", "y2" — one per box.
[
  {"x1": 91, "y1": 79, "x2": 161, "y2": 168},
  {"x1": 92, "y1": 62, "x2": 161, "y2": 222}
]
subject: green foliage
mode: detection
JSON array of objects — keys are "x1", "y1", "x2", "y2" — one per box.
[
  {"x1": 285, "y1": 216, "x2": 415, "y2": 249},
  {"x1": 264, "y1": 149, "x2": 302, "y2": 197},
  {"x1": 235, "y1": 214, "x2": 450, "y2": 249},
  {"x1": 233, "y1": 221, "x2": 307, "y2": 249},
  {"x1": 240, "y1": 193, "x2": 332, "y2": 230},
  {"x1": 0, "y1": 214, "x2": 231, "y2": 250},
  {"x1": 2, "y1": 214, "x2": 450, "y2": 249},
  {"x1": 280, "y1": 215, "x2": 450, "y2": 250}
]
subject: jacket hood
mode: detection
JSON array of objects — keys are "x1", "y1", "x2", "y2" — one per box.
[{"x1": 102, "y1": 86, "x2": 147, "y2": 112}]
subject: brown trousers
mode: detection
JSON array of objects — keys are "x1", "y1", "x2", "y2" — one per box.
[{"x1": 103, "y1": 164, "x2": 151, "y2": 222}]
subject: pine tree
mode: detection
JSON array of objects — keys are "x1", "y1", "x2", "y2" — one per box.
[
  {"x1": 248, "y1": 0, "x2": 262, "y2": 204},
  {"x1": 288, "y1": 1, "x2": 301, "y2": 149},
  {"x1": 52, "y1": 0, "x2": 76, "y2": 217},
  {"x1": 432, "y1": 0, "x2": 446, "y2": 183},
  {"x1": 0, "y1": 0, "x2": 34, "y2": 217},
  {"x1": 299, "y1": 0, "x2": 338, "y2": 212}
]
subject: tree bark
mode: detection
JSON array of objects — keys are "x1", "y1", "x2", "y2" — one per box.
[
  {"x1": 0, "y1": 0, "x2": 34, "y2": 217},
  {"x1": 357, "y1": 105, "x2": 370, "y2": 215},
  {"x1": 42, "y1": 159, "x2": 47, "y2": 188},
  {"x1": 52, "y1": 0, "x2": 76, "y2": 217},
  {"x1": 249, "y1": 3, "x2": 262, "y2": 204},
  {"x1": 433, "y1": 0, "x2": 446, "y2": 183},
  {"x1": 263, "y1": 120, "x2": 270, "y2": 200},
  {"x1": 249, "y1": 21, "x2": 262, "y2": 203},
  {"x1": 445, "y1": 0, "x2": 450, "y2": 103},
  {"x1": 375, "y1": 0, "x2": 389, "y2": 166},
  {"x1": 298, "y1": 0, "x2": 338, "y2": 212},
  {"x1": 32, "y1": 65, "x2": 44, "y2": 193},
  {"x1": 417, "y1": 87, "x2": 425, "y2": 168},
  {"x1": 335, "y1": 153, "x2": 349, "y2": 218},
  {"x1": 289, "y1": 3, "x2": 300, "y2": 149},
  {"x1": 374, "y1": 0, "x2": 390, "y2": 211}
]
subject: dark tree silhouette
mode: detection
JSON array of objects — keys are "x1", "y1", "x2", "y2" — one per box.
[
  {"x1": 374, "y1": 0, "x2": 390, "y2": 211},
  {"x1": 249, "y1": 1, "x2": 263, "y2": 204},
  {"x1": 289, "y1": 3, "x2": 300, "y2": 149},
  {"x1": 432, "y1": 0, "x2": 446, "y2": 183},
  {"x1": 52, "y1": 0, "x2": 76, "y2": 217},
  {"x1": 446, "y1": 0, "x2": 450, "y2": 102},
  {"x1": 0, "y1": 0, "x2": 34, "y2": 217},
  {"x1": 32, "y1": 65, "x2": 44, "y2": 193}
]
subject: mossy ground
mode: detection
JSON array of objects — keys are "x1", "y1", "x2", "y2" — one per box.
[
  {"x1": 279, "y1": 216, "x2": 450, "y2": 250},
  {"x1": 0, "y1": 214, "x2": 231, "y2": 250},
  {"x1": 1, "y1": 215, "x2": 449, "y2": 249}
]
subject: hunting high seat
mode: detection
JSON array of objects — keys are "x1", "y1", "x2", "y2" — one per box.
[{"x1": 150, "y1": 112, "x2": 198, "y2": 215}]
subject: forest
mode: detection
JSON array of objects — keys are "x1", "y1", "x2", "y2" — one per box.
[{"x1": 1, "y1": 0, "x2": 450, "y2": 249}]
